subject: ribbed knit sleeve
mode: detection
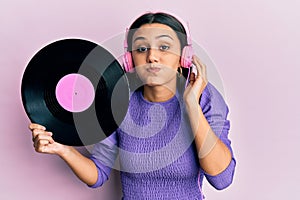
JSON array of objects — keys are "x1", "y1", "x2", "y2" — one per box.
[
  {"x1": 88, "y1": 132, "x2": 119, "y2": 188},
  {"x1": 199, "y1": 82, "x2": 236, "y2": 190},
  {"x1": 203, "y1": 158, "x2": 236, "y2": 190}
]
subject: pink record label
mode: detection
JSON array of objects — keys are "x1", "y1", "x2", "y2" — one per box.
[{"x1": 55, "y1": 73, "x2": 95, "y2": 112}]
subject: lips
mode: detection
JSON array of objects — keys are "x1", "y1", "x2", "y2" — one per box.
[
  {"x1": 147, "y1": 65, "x2": 161, "y2": 73},
  {"x1": 147, "y1": 67, "x2": 161, "y2": 73}
]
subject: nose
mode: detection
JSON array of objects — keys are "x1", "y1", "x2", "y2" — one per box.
[{"x1": 147, "y1": 48, "x2": 159, "y2": 63}]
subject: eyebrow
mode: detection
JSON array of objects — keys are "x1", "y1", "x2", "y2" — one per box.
[
  {"x1": 156, "y1": 34, "x2": 174, "y2": 40},
  {"x1": 133, "y1": 34, "x2": 174, "y2": 43}
]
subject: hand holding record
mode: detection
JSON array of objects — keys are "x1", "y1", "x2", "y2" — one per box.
[
  {"x1": 29, "y1": 123, "x2": 61, "y2": 154},
  {"x1": 28, "y1": 122, "x2": 100, "y2": 186},
  {"x1": 22, "y1": 39, "x2": 129, "y2": 146}
]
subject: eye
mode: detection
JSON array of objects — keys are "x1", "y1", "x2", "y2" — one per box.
[
  {"x1": 159, "y1": 45, "x2": 170, "y2": 51},
  {"x1": 136, "y1": 46, "x2": 149, "y2": 52}
]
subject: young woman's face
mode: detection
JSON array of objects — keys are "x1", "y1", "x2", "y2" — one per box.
[{"x1": 131, "y1": 23, "x2": 181, "y2": 87}]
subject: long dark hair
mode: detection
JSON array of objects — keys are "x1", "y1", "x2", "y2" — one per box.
[{"x1": 127, "y1": 12, "x2": 188, "y2": 52}]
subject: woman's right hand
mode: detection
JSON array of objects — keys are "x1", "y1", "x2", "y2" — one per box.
[
  {"x1": 29, "y1": 123, "x2": 99, "y2": 186},
  {"x1": 29, "y1": 123, "x2": 65, "y2": 155}
]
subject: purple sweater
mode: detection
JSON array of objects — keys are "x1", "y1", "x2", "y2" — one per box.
[{"x1": 90, "y1": 82, "x2": 236, "y2": 199}]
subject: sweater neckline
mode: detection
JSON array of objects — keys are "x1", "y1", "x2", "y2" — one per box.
[{"x1": 137, "y1": 89, "x2": 179, "y2": 106}]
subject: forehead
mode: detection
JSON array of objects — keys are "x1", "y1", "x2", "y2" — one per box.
[{"x1": 132, "y1": 23, "x2": 178, "y2": 40}]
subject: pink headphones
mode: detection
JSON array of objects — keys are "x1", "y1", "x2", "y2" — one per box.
[{"x1": 122, "y1": 21, "x2": 194, "y2": 73}]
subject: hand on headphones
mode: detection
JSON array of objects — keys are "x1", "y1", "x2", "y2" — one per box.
[{"x1": 183, "y1": 55, "x2": 208, "y2": 106}]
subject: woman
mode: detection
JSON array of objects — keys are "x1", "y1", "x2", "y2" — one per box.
[{"x1": 29, "y1": 12, "x2": 236, "y2": 199}]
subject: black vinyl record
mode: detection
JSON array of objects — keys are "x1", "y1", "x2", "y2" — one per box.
[{"x1": 21, "y1": 38, "x2": 129, "y2": 146}]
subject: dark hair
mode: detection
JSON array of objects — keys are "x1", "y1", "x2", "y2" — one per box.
[{"x1": 127, "y1": 12, "x2": 188, "y2": 52}]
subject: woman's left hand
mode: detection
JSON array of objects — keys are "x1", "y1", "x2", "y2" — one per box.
[{"x1": 183, "y1": 55, "x2": 208, "y2": 106}]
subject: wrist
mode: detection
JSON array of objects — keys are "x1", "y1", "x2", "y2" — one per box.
[
  {"x1": 57, "y1": 144, "x2": 72, "y2": 159},
  {"x1": 185, "y1": 99, "x2": 202, "y2": 114}
]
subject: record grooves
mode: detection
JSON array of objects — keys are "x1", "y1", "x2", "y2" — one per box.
[{"x1": 21, "y1": 39, "x2": 129, "y2": 146}]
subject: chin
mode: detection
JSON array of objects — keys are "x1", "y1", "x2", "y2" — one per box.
[
  {"x1": 144, "y1": 81, "x2": 161, "y2": 87},
  {"x1": 141, "y1": 76, "x2": 175, "y2": 88},
  {"x1": 140, "y1": 77, "x2": 159, "y2": 86}
]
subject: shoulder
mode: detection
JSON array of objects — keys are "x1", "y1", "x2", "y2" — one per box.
[
  {"x1": 200, "y1": 82, "x2": 229, "y2": 114},
  {"x1": 202, "y1": 82, "x2": 225, "y2": 100}
]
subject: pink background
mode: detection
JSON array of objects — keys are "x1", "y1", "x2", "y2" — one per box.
[{"x1": 1, "y1": 0, "x2": 299, "y2": 199}]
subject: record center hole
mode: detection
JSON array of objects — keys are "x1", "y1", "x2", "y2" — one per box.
[{"x1": 55, "y1": 73, "x2": 95, "y2": 112}]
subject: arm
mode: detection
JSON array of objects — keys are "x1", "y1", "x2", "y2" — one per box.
[
  {"x1": 186, "y1": 92, "x2": 232, "y2": 175},
  {"x1": 193, "y1": 84, "x2": 236, "y2": 189},
  {"x1": 184, "y1": 56, "x2": 235, "y2": 189},
  {"x1": 59, "y1": 145, "x2": 99, "y2": 186},
  {"x1": 88, "y1": 132, "x2": 119, "y2": 188},
  {"x1": 29, "y1": 123, "x2": 99, "y2": 186}
]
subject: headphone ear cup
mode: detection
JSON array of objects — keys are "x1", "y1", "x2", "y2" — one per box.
[
  {"x1": 181, "y1": 46, "x2": 193, "y2": 68},
  {"x1": 123, "y1": 52, "x2": 134, "y2": 73}
]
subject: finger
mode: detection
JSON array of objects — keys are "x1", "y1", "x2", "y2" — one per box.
[
  {"x1": 32, "y1": 131, "x2": 53, "y2": 144},
  {"x1": 34, "y1": 139, "x2": 44, "y2": 150},
  {"x1": 29, "y1": 123, "x2": 46, "y2": 131},
  {"x1": 32, "y1": 128, "x2": 50, "y2": 138},
  {"x1": 33, "y1": 132, "x2": 54, "y2": 143},
  {"x1": 34, "y1": 137, "x2": 55, "y2": 151},
  {"x1": 32, "y1": 129, "x2": 44, "y2": 141},
  {"x1": 192, "y1": 56, "x2": 202, "y2": 78},
  {"x1": 193, "y1": 56, "x2": 208, "y2": 82},
  {"x1": 38, "y1": 139, "x2": 50, "y2": 146},
  {"x1": 35, "y1": 144, "x2": 50, "y2": 153},
  {"x1": 196, "y1": 56, "x2": 207, "y2": 81}
]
